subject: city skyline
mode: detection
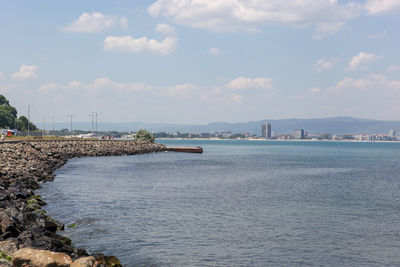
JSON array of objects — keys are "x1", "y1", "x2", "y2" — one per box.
[{"x1": 0, "y1": 1, "x2": 399, "y2": 124}]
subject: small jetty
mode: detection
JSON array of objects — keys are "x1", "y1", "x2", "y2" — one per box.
[{"x1": 167, "y1": 146, "x2": 203, "y2": 153}]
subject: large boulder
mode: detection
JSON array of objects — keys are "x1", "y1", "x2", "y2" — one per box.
[
  {"x1": 12, "y1": 248, "x2": 72, "y2": 267},
  {"x1": 71, "y1": 256, "x2": 95, "y2": 267},
  {"x1": 93, "y1": 254, "x2": 122, "y2": 267}
]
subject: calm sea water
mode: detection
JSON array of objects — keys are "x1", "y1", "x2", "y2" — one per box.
[{"x1": 38, "y1": 140, "x2": 400, "y2": 266}]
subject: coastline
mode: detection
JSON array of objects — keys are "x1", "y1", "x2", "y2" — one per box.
[
  {"x1": 0, "y1": 140, "x2": 166, "y2": 266},
  {"x1": 157, "y1": 137, "x2": 400, "y2": 143}
]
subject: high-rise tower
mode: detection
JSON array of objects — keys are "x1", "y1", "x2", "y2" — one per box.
[{"x1": 261, "y1": 122, "x2": 272, "y2": 138}]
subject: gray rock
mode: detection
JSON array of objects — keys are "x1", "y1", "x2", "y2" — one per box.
[{"x1": 0, "y1": 240, "x2": 18, "y2": 255}]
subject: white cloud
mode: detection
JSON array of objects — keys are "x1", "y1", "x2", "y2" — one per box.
[
  {"x1": 225, "y1": 77, "x2": 272, "y2": 90},
  {"x1": 326, "y1": 73, "x2": 400, "y2": 93},
  {"x1": 68, "y1": 80, "x2": 85, "y2": 88},
  {"x1": 347, "y1": 52, "x2": 381, "y2": 71},
  {"x1": 302, "y1": 74, "x2": 400, "y2": 119},
  {"x1": 61, "y1": 12, "x2": 128, "y2": 33},
  {"x1": 313, "y1": 58, "x2": 338, "y2": 72},
  {"x1": 0, "y1": 72, "x2": 5, "y2": 80},
  {"x1": 365, "y1": 0, "x2": 400, "y2": 15},
  {"x1": 104, "y1": 35, "x2": 178, "y2": 55},
  {"x1": 148, "y1": 0, "x2": 361, "y2": 36},
  {"x1": 209, "y1": 48, "x2": 221, "y2": 55},
  {"x1": 38, "y1": 77, "x2": 153, "y2": 93},
  {"x1": 36, "y1": 76, "x2": 273, "y2": 109},
  {"x1": 12, "y1": 65, "x2": 39, "y2": 80},
  {"x1": 229, "y1": 93, "x2": 243, "y2": 103},
  {"x1": 387, "y1": 65, "x2": 400, "y2": 72},
  {"x1": 308, "y1": 87, "x2": 321, "y2": 93},
  {"x1": 163, "y1": 83, "x2": 197, "y2": 95},
  {"x1": 368, "y1": 29, "x2": 388, "y2": 39},
  {"x1": 155, "y1": 23, "x2": 176, "y2": 36}
]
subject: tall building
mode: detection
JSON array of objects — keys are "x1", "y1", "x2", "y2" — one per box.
[
  {"x1": 389, "y1": 129, "x2": 396, "y2": 137},
  {"x1": 261, "y1": 122, "x2": 272, "y2": 138},
  {"x1": 294, "y1": 129, "x2": 304, "y2": 139}
]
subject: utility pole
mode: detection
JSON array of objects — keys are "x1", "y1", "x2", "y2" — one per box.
[
  {"x1": 94, "y1": 112, "x2": 101, "y2": 133},
  {"x1": 95, "y1": 112, "x2": 98, "y2": 133},
  {"x1": 88, "y1": 112, "x2": 95, "y2": 134},
  {"x1": 28, "y1": 105, "x2": 31, "y2": 137},
  {"x1": 67, "y1": 114, "x2": 76, "y2": 136},
  {"x1": 42, "y1": 116, "x2": 45, "y2": 138},
  {"x1": 52, "y1": 116, "x2": 55, "y2": 136},
  {"x1": 27, "y1": 104, "x2": 35, "y2": 138}
]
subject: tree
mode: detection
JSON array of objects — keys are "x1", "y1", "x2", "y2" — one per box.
[
  {"x1": 0, "y1": 94, "x2": 17, "y2": 128},
  {"x1": 16, "y1": 116, "x2": 37, "y2": 131},
  {"x1": 0, "y1": 108, "x2": 15, "y2": 128},
  {"x1": 0, "y1": 95, "x2": 10, "y2": 106},
  {"x1": 134, "y1": 129, "x2": 155, "y2": 143},
  {"x1": 0, "y1": 94, "x2": 37, "y2": 131}
]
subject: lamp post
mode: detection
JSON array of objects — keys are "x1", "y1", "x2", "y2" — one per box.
[
  {"x1": 67, "y1": 114, "x2": 76, "y2": 136},
  {"x1": 28, "y1": 105, "x2": 30, "y2": 137},
  {"x1": 94, "y1": 112, "x2": 101, "y2": 133},
  {"x1": 88, "y1": 112, "x2": 95, "y2": 134},
  {"x1": 52, "y1": 116, "x2": 55, "y2": 136},
  {"x1": 27, "y1": 104, "x2": 34, "y2": 137},
  {"x1": 42, "y1": 116, "x2": 45, "y2": 138}
]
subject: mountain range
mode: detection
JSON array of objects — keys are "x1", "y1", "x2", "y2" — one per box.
[{"x1": 40, "y1": 117, "x2": 400, "y2": 135}]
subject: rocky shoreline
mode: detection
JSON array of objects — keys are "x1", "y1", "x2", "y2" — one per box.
[{"x1": 0, "y1": 140, "x2": 166, "y2": 266}]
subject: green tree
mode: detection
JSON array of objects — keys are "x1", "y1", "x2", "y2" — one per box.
[
  {"x1": 134, "y1": 129, "x2": 155, "y2": 143},
  {"x1": 0, "y1": 94, "x2": 17, "y2": 128},
  {"x1": 0, "y1": 94, "x2": 37, "y2": 131},
  {"x1": 16, "y1": 115, "x2": 37, "y2": 131},
  {"x1": 0, "y1": 95, "x2": 10, "y2": 106},
  {"x1": 0, "y1": 108, "x2": 15, "y2": 128}
]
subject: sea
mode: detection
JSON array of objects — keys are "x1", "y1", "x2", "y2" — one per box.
[{"x1": 37, "y1": 140, "x2": 400, "y2": 266}]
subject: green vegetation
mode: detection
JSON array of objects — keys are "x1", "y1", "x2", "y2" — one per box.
[
  {"x1": 135, "y1": 129, "x2": 155, "y2": 143},
  {"x1": 67, "y1": 223, "x2": 77, "y2": 228},
  {"x1": 0, "y1": 94, "x2": 37, "y2": 131},
  {"x1": 0, "y1": 251, "x2": 12, "y2": 262},
  {"x1": 16, "y1": 115, "x2": 38, "y2": 132}
]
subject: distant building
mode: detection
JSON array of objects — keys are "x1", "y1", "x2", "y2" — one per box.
[
  {"x1": 293, "y1": 129, "x2": 304, "y2": 139},
  {"x1": 261, "y1": 122, "x2": 272, "y2": 138},
  {"x1": 389, "y1": 129, "x2": 396, "y2": 137}
]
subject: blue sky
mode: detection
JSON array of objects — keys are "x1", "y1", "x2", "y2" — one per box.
[{"x1": 0, "y1": 0, "x2": 399, "y2": 124}]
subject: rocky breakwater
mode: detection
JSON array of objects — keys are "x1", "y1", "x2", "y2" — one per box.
[{"x1": 0, "y1": 140, "x2": 166, "y2": 266}]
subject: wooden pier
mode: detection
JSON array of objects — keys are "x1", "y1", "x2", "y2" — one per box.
[{"x1": 166, "y1": 146, "x2": 203, "y2": 153}]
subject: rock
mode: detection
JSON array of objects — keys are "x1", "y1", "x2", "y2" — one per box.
[
  {"x1": 71, "y1": 256, "x2": 95, "y2": 267},
  {"x1": 43, "y1": 220, "x2": 58, "y2": 232},
  {"x1": 93, "y1": 254, "x2": 122, "y2": 267},
  {"x1": 12, "y1": 248, "x2": 72, "y2": 267},
  {"x1": 0, "y1": 259, "x2": 12, "y2": 267},
  {"x1": 0, "y1": 241, "x2": 18, "y2": 255},
  {"x1": 1, "y1": 217, "x2": 19, "y2": 238},
  {"x1": 54, "y1": 234, "x2": 72, "y2": 246},
  {"x1": 104, "y1": 256, "x2": 122, "y2": 267}
]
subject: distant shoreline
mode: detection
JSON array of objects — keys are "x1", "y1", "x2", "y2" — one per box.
[{"x1": 156, "y1": 137, "x2": 400, "y2": 143}]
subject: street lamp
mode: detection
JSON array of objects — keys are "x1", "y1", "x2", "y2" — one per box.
[
  {"x1": 88, "y1": 112, "x2": 95, "y2": 134},
  {"x1": 67, "y1": 114, "x2": 76, "y2": 136},
  {"x1": 27, "y1": 104, "x2": 34, "y2": 137}
]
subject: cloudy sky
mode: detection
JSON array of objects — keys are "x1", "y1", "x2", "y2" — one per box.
[{"x1": 0, "y1": 0, "x2": 399, "y2": 124}]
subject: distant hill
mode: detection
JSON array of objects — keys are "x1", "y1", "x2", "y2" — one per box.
[{"x1": 41, "y1": 117, "x2": 400, "y2": 135}]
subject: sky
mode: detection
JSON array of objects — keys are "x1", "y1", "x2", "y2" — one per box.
[{"x1": 0, "y1": 0, "x2": 399, "y2": 124}]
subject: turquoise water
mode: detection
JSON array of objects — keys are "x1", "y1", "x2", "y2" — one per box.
[{"x1": 38, "y1": 140, "x2": 400, "y2": 266}]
